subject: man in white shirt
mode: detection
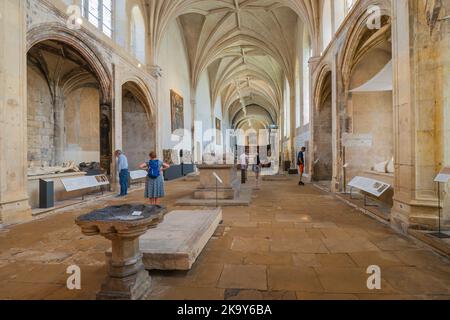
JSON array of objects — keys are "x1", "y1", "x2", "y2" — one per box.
[
  {"x1": 240, "y1": 151, "x2": 248, "y2": 184},
  {"x1": 115, "y1": 150, "x2": 129, "y2": 197}
]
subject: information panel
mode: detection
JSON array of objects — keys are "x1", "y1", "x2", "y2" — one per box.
[
  {"x1": 130, "y1": 170, "x2": 148, "y2": 180},
  {"x1": 342, "y1": 133, "x2": 373, "y2": 148},
  {"x1": 348, "y1": 176, "x2": 391, "y2": 198},
  {"x1": 61, "y1": 175, "x2": 110, "y2": 192},
  {"x1": 434, "y1": 167, "x2": 450, "y2": 183}
]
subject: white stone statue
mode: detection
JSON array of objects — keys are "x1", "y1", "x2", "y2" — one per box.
[{"x1": 27, "y1": 161, "x2": 80, "y2": 176}]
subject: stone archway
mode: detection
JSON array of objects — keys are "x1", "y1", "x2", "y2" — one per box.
[
  {"x1": 121, "y1": 80, "x2": 156, "y2": 170},
  {"x1": 339, "y1": 13, "x2": 394, "y2": 208},
  {"x1": 27, "y1": 24, "x2": 113, "y2": 175}
]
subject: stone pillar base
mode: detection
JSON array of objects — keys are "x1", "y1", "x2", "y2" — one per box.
[
  {"x1": 97, "y1": 263, "x2": 152, "y2": 300},
  {"x1": 0, "y1": 199, "x2": 32, "y2": 225},
  {"x1": 391, "y1": 199, "x2": 446, "y2": 233}
]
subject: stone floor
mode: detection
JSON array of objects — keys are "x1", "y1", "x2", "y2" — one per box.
[{"x1": 0, "y1": 178, "x2": 449, "y2": 300}]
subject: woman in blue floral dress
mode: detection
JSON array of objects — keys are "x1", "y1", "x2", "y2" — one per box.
[{"x1": 140, "y1": 151, "x2": 170, "y2": 205}]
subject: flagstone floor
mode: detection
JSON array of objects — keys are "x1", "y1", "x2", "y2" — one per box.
[{"x1": 0, "y1": 178, "x2": 449, "y2": 300}]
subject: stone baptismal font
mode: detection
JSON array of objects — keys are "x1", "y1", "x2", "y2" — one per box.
[{"x1": 75, "y1": 204, "x2": 166, "y2": 300}]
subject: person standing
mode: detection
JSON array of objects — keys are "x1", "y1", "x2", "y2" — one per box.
[
  {"x1": 298, "y1": 147, "x2": 306, "y2": 186},
  {"x1": 140, "y1": 151, "x2": 170, "y2": 205},
  {"x1": 240, "y1": 151, "x2": 248, "y2": 184},
  {"x1": 252, "y1": 151, "x2": 262, "y2": 187},
  {"x1": 115, "y1": 150, "x2": 129, "y2": 197}
]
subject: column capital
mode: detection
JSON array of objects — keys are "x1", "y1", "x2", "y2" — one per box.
[{"x1": 147, "y1": 65, "x2": 163, "y2": 79}]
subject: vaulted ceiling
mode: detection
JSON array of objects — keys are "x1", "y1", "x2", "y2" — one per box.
[{"x1": 144, "y1": 0, "x2": 320, "y2": 129}]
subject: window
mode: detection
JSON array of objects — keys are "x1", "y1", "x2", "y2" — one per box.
[
  {"x1": 130, "y1": 6, "x2": 146, "y2": 62},
  {"x1": 82, "y1": 0, "x2": 113, "y2": 37},
  {"x1": 322, "y1": 0, "x2": 332, "y2": 51},
  {"x1": 302, "y1": 31, "x2": 311, "y2": 125},
  {"x1": 284, "y1": 77, "x2": 290, "y2": 137}
]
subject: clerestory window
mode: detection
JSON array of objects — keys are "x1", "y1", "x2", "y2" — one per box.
[{"x1": 81, "y1": 0, "x2": 113, "y2": 38}]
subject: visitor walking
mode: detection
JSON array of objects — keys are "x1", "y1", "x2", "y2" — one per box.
[
  {"x1": 115, "y1": 150, "x2": 129, "y2": 197},
  {"x1": 252, "y1": 152, "x2": 262, "y2": 187},
  {"x1": 240, "y1": 151, "x2": 249, "y2": 184},
  {"x1": 140, "y1": 151, "x2": 170, "y2": 205},
  {"x1": 298, "y1": 147, "x2": 306, "y2": 186}
]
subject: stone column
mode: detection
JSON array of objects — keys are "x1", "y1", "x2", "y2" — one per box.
[
  {"x1": 307, "y1": 56, "x2": 322, "y2": 181},
  {"x1": 53, "y1": 94, "x2": 65, "y2": 166},
  {"x1": 148, "y1": 65, "x2": 162, "y2": 157},
  {"x1": 289, "y1": 81, "x2": 297, "y2": 168},
  {"x1": 330, "y1": 54, "x2": 340, "y2": 192},
  {"x1": 390, "y1": 0, "x2": 449, "y2": 232},
  {"x1": 0, "y1": 0, "x2": 32, "y2": 225},
  {"x1": 100, "y1": 104, "x2": 112, "y2": 176},
  {"x1": 190, "y1": 98, "x2": 197, "y2": 163}
]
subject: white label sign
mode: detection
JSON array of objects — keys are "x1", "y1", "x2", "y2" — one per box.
[
  {"x1": 435, "y1": 167, "x2": 450, "y2": 183},
  {"x1": 130, "y1": 170, "x2": 148, "y2": 180},
  {"x1": 342, "y1": 133, "x2": 373, "y2": 148},
  {"x1": 348, "y1": 176, "x2": 390, "y2": 198},
  {"x1": 212, "y1": 172, "x2": 223, "y2": 184},
  {"x1": 61, "y1": 175, "x2": 109, "y2": 192}
]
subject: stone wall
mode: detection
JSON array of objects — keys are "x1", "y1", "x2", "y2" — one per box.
[
  {"x1": 64, "y1": 87, "x2": 100, "y2": 164},
  {"x1": 27, "y1": 66, "x2": 54, "y2": 167},
  {"x1": 122, "y1": 92, "x2": 154, "y2": 170}
]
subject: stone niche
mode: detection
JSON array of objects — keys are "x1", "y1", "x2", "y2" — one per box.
[
  {"x1": 27, "y1": 40, "x2": 102, "y2": 168},
  {"x1": 193, "y1": 164, "x2": 236, "y2": 200},
  {"x1": 345, "y1": 40, "x2": 394, "y2": 207}
]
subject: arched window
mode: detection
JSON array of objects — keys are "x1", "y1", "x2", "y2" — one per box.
[
  {"x1": 295, "y1": 59, "x2": 301, "y2": 128},
  {"x1": 322, "y1": 0, "x2": 332, "y2": 51},
  {"x1": 130, "y1": 6, "x2": 146, "y2": 63},
  {"x1": 302, "y1": 30, "x2": 311, "y2": 125},
  {"x1": 81, "y1": 0, "x2": 113, "y2": 37},
  {"x1": 334, "y1": 0, "x2": 346, "y2": 31},
  {"x1": 284, "y1": 77, "x2": 290, "y2": 137}
]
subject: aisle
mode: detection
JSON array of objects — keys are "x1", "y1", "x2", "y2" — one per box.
[{"x1": 0, "y1": 178, "x2": 449, "y2": 300}]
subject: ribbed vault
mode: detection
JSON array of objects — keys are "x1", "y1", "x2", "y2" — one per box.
[{"x1": 145, "y1": 0, "x2": 319, "y2": 131}]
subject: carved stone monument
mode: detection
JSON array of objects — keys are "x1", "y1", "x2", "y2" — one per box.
[
  {"x1": 194, "y1": 164, "x2": 235, "y2": 200},
  {"x1": 176, "y1": 164, "x2": 252, "y2": 206},
  {"x1": 75, "y1": 204, "x2": 166, "y2": 300}
]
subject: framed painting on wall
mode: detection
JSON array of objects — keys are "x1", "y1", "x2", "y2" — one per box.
[
  {"x1": 215, "y1": 117, "x2": 222, "y2": 145},
  {"x1": 170, "y1": 90, "x2": 184, "y2": 133}
]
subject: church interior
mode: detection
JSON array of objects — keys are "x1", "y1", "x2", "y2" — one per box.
[{"x1": 0, "y1": 0, "x2": 449, "y2": 301}]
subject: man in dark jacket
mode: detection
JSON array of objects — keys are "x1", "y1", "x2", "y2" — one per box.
[{"x1": 297, "y1": 147, "x2": 306, "y2": 186}]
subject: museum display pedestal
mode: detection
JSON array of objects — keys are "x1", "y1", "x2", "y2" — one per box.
[
  {"x1": 194, "y1": 164, "x2": 235, "y2": 200},
  {"x1": 176, "y1": 164, "x2": 252, "y2": 206},
  {"x1": 75, "y1": 204, "x2": 166, "y2": 300}
]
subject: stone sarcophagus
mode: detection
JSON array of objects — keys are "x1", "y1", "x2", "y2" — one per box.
[{"x1": 193, "y1": 164, "x2": 236, "y2": 200}]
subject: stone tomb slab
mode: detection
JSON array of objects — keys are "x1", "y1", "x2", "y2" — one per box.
[
  {"x1": 262, "y1": 174, "x2": 291, "y2": 181},
  {"x1": 139, "y1": 209, "x2": 223, "y2": 270},
  {"x1": 176, "y1": 188, "x2": 252, "y2": 207}
]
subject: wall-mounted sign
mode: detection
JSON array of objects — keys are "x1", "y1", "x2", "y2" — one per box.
[
  {"x1": 435, "y1": 167, "x2": 450, "y2": 183},
  {"x1": 348, "y1": 176, "x2": 391, "y2": 198},
  {"x1": 342, "y1": 133, "x2": 373, "y2": 148},
  {"x1": 61, "y1": 175, "x2": 109, "y2": 192}
]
